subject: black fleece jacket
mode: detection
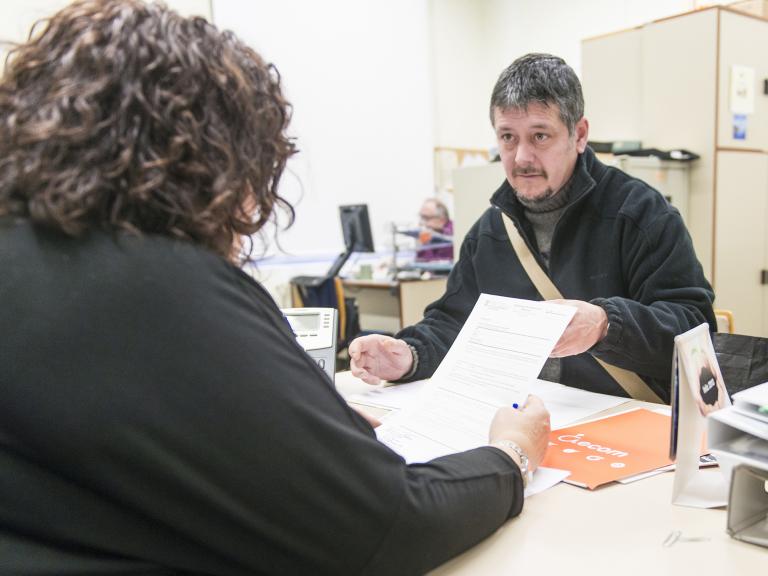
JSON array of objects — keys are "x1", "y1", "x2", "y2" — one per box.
[{"x1": 398, "y1": 147, "x2": 716, "y2": 403}]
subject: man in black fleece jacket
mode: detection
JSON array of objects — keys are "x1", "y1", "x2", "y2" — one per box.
[{"x1": 350, "y1": 53, "x2": 715, "y2": 403}]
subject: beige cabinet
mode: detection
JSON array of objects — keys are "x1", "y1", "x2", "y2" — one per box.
[
  {"x1": 582, "y1": 6, "x2": 768, "y2": 336},
  {"x1": 452, "y1": 162, "x2": 505, "y2": 250},
  {"x1": 714, "y1": 151, "x2": 768, "y2": 336}
]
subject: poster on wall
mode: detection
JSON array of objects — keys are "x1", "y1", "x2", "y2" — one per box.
[
  {"x1": 730, "y1": 65, "x2": 755, "y2": 115},
  {"x1": 732, "y1": 114, "x2": 747, "y2": 140}
]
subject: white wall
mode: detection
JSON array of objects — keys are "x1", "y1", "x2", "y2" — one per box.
[
  {"x1": 0, "y1": 1, "x2": 67, "y2": 42},
  {"x1": 214, "y1": 0, "x2": 435, "y2": 260},
  {"x1": 430, "y1": 0, "x2": 729, "y2": 151},
  {"x1": 0, "y1": 0, "x2": 738, "y2": 274},
  {"x1": 428, "y1": 0, "x2": 493, "y2": 150},
  {"x1": 0, "y1": 0, "x2": 210, "y2": 41},
  {"x1": 0, "y1": 1, "x2": 212, "y2": 75},
  {"x1": 1, "y1": 0, "x2": 432, "y2": 263}
]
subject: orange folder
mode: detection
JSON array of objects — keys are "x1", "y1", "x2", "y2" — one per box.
[{"x1": 540, "y1": 408, "x2": 674, "y2": 489}]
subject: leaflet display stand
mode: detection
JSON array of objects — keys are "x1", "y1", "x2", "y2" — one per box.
[{"x1": 670, "y1": 323, "x2": 731, "y2": 508}]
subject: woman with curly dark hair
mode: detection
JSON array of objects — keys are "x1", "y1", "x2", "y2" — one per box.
[
  {"x1": 0, "y1": 1, "x2": 549, "y2": 574},
  {"x1": 0, "y1": 0, "x2": 294, "y2": 259}
]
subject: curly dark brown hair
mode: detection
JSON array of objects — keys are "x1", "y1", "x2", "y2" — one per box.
[{"x1": 0, "y1": 0, "x2": 295, "y2": 261}]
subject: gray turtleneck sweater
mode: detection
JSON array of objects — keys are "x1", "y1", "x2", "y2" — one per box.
[
  {"x1": 516, "y1": 177, "x2": 575, "y2": 269},
  {"x1": 515, "y1": 178, "x2": 576, "y2": 384}
]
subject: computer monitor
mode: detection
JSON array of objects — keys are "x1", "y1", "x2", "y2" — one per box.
[
  {"x1": 339, "y1": 204, "x2": 374, "y2": 253},
  {"x1": 319, "y1": 204, "x2": 375, "y2": 280}
]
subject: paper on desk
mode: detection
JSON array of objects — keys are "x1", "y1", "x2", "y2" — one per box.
[
  {"x1": 542, "y1": 409, "x2": 676, "y2": 489},
  {"x1": 618, "y1": 454, "x2": 718, "y2": 484},
  {"x1": 525, "y1": 466, "x2": 571, "y2": 497},
  {"x1": 732, "y1": 381, "x2": 768, "y2": 423},
  {"x1": 617, "y1": 406, "x2": 713, "y2": 485},
  {"x1": 531, "y1": 379, "x2": 631, "y2": 430},
  {"x1": 349, "y1": 378, "x2": 628, "y2": 428},
  {"x1": 346, "y1": 379, "x2": 429, "y2": 411},
  {"x1": 375, "y1": 295, "x2": 576, "y2": 463}
]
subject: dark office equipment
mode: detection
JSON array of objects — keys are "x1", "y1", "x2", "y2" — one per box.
[
  {"x1": 290, "y1": 276, "x2": 361, "y2": 350},
  {"x1": 289, "y1": 204, "x2": 375, "y2": 349},
  {"x1": 619, "y1": 148, "x2": 700, "y2": 161},
  {"x1": 340, "y1": 204, "x2": 374, "y2": 253},
  {"x1": 323, "y1": 204, "x2": 375, "y2": 279},
  {"x1": 587, "y1": 140, "x2": 614, "y2": 153}
]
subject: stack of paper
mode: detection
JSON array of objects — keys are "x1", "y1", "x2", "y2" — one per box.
[
  {"x1": 708, "y1": 382, "x2": 768, "y2": 482},
  {"x1": 348, "y1": 378, "x2": 629, "y2": 429}
]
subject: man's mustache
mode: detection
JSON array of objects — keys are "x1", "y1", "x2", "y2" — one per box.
[{"x1": 513, "y1": 167, "x2": 546, "y2": 177}]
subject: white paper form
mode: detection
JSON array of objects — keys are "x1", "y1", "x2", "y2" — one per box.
[
  {"x1": 525, "y1": 467, "x2": 571, "y2": 497},
  {"x1": 346, "y1": 379, "x2": 429, "y2": 411},
  {"x1": 376, "y1": 295, "x2": 576, "y2": 463},
  {"x1": 348, "y1": 378, "x2": 628, "y2": 429},
  {"x1": 530, "y1": 379, "x2": 631, "y2": 430}
]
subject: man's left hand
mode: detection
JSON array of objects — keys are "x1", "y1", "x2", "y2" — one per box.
[{"x1": 549, "y1": 299, "x2": 608, "y2": 358}]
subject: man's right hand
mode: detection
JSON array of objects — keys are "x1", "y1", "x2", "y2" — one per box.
[{"x1": 348, "y1": 334, "x2": 414, "y2": 385}]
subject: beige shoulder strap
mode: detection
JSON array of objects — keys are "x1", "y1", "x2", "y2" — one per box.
[{"x1": 501, "y1": 212, "x2": 663, "y2": 404}]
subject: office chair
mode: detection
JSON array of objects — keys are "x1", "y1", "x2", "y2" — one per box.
[
  {"x1": 713, "y1": 332, "x2": 768, "y2": 397},
  {"x1": 714, "y1": 308, "x2": 735, "y2": 334}
]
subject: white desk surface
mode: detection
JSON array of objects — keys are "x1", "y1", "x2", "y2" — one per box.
[{"x1": 334, "y1": 371, "x2": 767, "y2": 574}]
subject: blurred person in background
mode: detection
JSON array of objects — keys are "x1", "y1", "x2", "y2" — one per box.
[{"x1": 415, "y1": 197, "x2": 454, "y2": 262}]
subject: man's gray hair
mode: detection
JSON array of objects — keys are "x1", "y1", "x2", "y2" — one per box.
[
  {"x1": 489, "y1": 53, "x2": 584, "y2": 135},
  {"x1": 424, "y1": 198, "x2": 449, "y2": 220}
]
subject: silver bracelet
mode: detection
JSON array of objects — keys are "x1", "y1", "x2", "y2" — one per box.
[{"x1": 491, "y1": 439, "x2": 531, "y2": 488}]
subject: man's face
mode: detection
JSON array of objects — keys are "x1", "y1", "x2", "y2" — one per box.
[{"x1": 493, "y1": 102, "x2": 588, "y2": 202}]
